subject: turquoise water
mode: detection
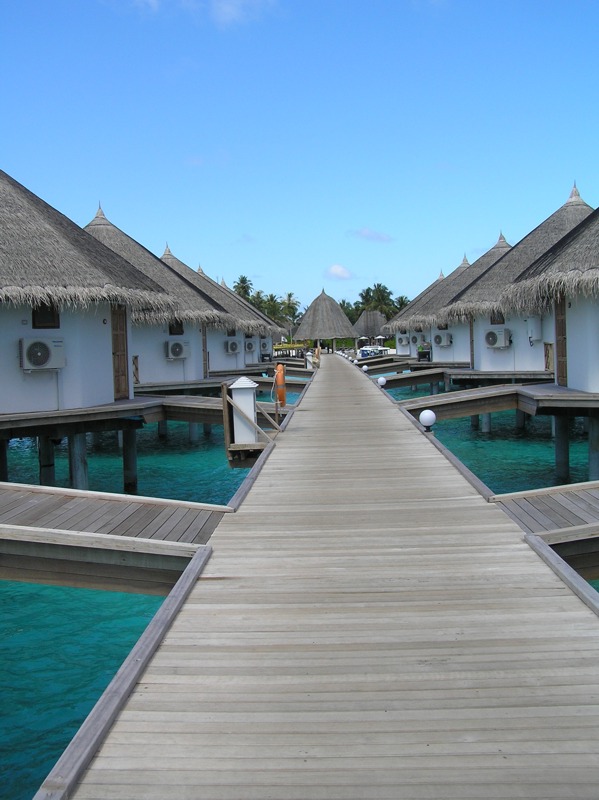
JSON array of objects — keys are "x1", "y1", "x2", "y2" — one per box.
[
  {"x1": 6, "y1": 422, "x2": 248, "y2": 505},
  {"x1": 386, "y1": 384, "x2": 589, "y2": 494},
  {"x1": 0, "y1": 580, "x2": 163, "y2": 800}
]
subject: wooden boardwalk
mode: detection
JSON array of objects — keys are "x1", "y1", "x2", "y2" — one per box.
[
  {"x1": 40, "y1": 354, "x2": 599, "y2": 799},
  {"x1": 492, "y1": 481, "x2": 599, "y2": 534}
]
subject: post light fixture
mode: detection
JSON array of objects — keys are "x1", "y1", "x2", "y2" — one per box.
[
  {"x1": 377, "y1": 376, "x2": 386, "y2": 387},
  {"x1": 419, "y1": 409, "x2": 436, "y2": 432}
]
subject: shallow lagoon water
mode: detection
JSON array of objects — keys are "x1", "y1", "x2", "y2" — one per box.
[
  {"x1": 386, "y1": 384, "x2": 589, "y2": 494},
  {"x1": 1, "y1": 581, "x2": 163, "y2": 800}
]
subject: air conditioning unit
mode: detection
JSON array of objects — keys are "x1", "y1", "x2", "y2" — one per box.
[
  {"x1": 410, "y1": 335, "x2": 419, "y2": 344},
  {"x1": 433, "y1": 332, "x2": 452, "y2": 347},
  {"x1": 397, "y1": 335, "x2": 410, "y2": 347},
  {"x1": 485, "y1": 328, "x2": 511, "y2": 348},
  {"x1": 19, "y1": 338, "x2": 66, "y2": 370},
  {"x1": 164, "y1": 340, "x2": 190, "y2": 359},
  {"x1": 245, "y1": 340, "x2": 255, "y2": 353},
  {"x1": 260, "y1": 340, "x2": 269, "y2": 351},
  {"x1": 225, "y1": 339, "x2": 239, "y2": 354}
]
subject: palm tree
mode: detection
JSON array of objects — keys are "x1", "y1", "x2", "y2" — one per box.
[
  {"x1": 339, "y1": 299, "x2": 359, "y2": 324},
  {"x1": 264, "y1": 293, "x2": 282, "y2": 321},
  {"x1": 368, "y1": 283, "x2": 397, "y2": 320},
  {"x1": 280, "y1": 291, "x2": 301, "y2": 341},
  {"x1": 233, "y1": 275, "x2": 253, "y2": 300},
  {"x1": 250, "y1": 290, "x2": 266, "y2": 313}
]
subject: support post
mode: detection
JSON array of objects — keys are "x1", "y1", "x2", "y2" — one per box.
[
  {"x1": 588, "y1": 412, "x2": 599, "y2": 481},
  {"x1": 68, "y1": 433, "x2": 89, "y2": 491},
  {"x1": 481, "y1": 413, "x2": 492, "y2": 433},
  {"x1": 515, "y1": 409, "x2": 526, "y2": 430},
  {"x1": 189, "y1": 422, "x2": 200, "y2": 443},
  {"x1": 554, "y1": 415, "x2": 570, "y2": 484},
  {"x1": 470, "y1": 415, "x2": 479, "y2": 431},
  {"x1": 122, "y1": 428, "x2": 138, "y2": 495},
  {"x1": 158, "y1": 420, "x2": 168, "y2": 440},
  {"x1": 38, "y1": 436, "x2": 56, "y2": 486},
  {"x1": 203, "y1": 423, "x2": 212, "y2": 436}
]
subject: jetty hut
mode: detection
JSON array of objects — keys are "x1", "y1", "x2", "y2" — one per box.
[
  {"x1": 160, "y1": 246, "x2": 284, "y2": 372},
  {"x1": 0, "y1": 170, "x2": 175, "y2": 415},
  {"x1": 85, "y1": 210, "x2": 235, "y2": 383},
  {"x1": 445, "y1": 185, "x2": 593, "y2": 371},
  {"x1": 294, "y1": 290, "x2": 359, "y2": 354},
  {"x1": 501, "y1": 205, "x2": 599, "y2": 392},
  {"x1": 385, "y1": 235, "x2": 513, "y2": 364},
  {"x1": 353, "y1": 309, "x2": 387, "y2": 343}
]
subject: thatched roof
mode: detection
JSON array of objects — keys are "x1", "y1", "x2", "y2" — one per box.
[
  {"x1": 295, "y1": 290, "x2": 359, "y2": 340},
  {"x1": 501, "y1": 206, "x2": 599, "y2": 314},
  {"x1": 160, "y1": 246, "x2": 285, "y2": 336},
  {"x1": 0, "y1": 169, "x2": 175, "y2": 317},
  {"x1": 446, "y1": 186, "x2": 593, "y2": 323},
  {"x1": 85, "y1": 210, "x2": 231, "y2": 326},
  {"x1": 401, "y1": 233, "x2": 513, "y2": 329},
  {"x1": 383, "y1": 270, "x2": 447, "y2": 334},
  {"x1": 354, "y1": 309, "x2": 387, "y2": 338}
]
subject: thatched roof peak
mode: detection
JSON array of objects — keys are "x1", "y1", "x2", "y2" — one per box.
[
  {"x1": 501, "y1": 205, "x2": 599, "y2": 314},
  {"x1": 160, "y1": 246, "x2": 285, "y2": 336},
  {"x1": 445, "y1": 187, "x2": 593, "y2": 322},
  {"x1": 295, "y1": 290, "x2": 358, "y2": 340},
  {"x1": 85, "y1": 210, "x2": 234, "y2": 326},
  {"x1": 0, "y1": 169, "x2": 176, "y2": 316}
]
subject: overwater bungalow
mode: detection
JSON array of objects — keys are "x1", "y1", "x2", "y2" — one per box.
[
  {"x1": 445, "y1": 185, "x2": 593, "y2": 372},
  {"x1": 387, "y1": 235, "x2": 513, "y2": 363},
  {"x1": 501, "y1": 205, "x2": 599, "y2": 392},
  {"x1": 160, "y1": 246, "x2": 284, "y2": 372},
  {"x1": 0, "y1": 170, "x2": 176, "y2": 415},
  {"x1": 85, "y1": 210, "x2": 237, "y2": 384}
]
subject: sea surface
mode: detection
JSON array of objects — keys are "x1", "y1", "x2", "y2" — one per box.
[
  {"x1": 0, "y1": 581, "x2": 163, "y2": 800},
  {"x1": 386, "y1": 384, "x2": 589, "y2": 494}
]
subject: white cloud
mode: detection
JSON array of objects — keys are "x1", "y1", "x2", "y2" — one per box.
[
  {"x1": 348, "y1": 227, "x2": 394, "y2": 243},
  {"x1": 327, "y1": 264, "x2": 353, "y2": 280},
  {"x1": 210, "y1": 0, "x2": 275, "y2": 26}
]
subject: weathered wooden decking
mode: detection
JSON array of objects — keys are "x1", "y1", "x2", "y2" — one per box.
[
  {"x1": 43, "y1": 354, "x2": 599, "y2": 799},
  {"x1": 492, "y1": 481, "x2": 599, "y2": 534},
  {"x1": 0, "y1": 482, "x2": 227, "y2": 544}
]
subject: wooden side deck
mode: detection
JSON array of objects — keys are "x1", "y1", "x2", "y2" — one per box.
[
  {"x1": 0, "y1": 482, "x2": 228, "y2": 544},
  {"x1": 491, "y1": 481, "x2": 599, "y2": 533},
  {"x1": 32, "y1": 352, "x2": 599, "y2": 800}
]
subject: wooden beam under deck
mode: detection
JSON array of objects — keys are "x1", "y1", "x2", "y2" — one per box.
[{"x1": 39, "y1": 353, "x2": 599, "y2": 800}]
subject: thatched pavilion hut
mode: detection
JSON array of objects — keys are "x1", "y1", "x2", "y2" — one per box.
[
  {"x1": 0, "y1": 169, "x2": 176, "y2": 413},
  {"x1": 85, "y1": 210, "x2": 238, "y2": 382},
  {"x1": 501, "y1": 206, "x2": 599, "y2": 391},
  {"x1": 353, "y1": 309, "x2": 387, "y2": 343},
  {"x1": 294, "y1": 290, "x2": 359, "y2": 352},
  {"x1": 445, "y1": 185, "x2": 594, "y2": 371},
  {"x1": 160, "y1": 246, "x2": 285, "y2": 370}
]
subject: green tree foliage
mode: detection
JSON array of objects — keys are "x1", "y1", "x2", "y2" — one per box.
[
  {"x1": 340, "y1": 284, "x2": 410, "y2": 323},
  {"x1": 233, "y1": 275, "x2": 253, "y2": 300}
]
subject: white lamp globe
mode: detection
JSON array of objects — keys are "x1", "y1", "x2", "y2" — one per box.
[
  {"x1": 362, "y1": 365, "x2": 369, "y2": 372},
  {"x1": 377, "y1": 376, "x2": 387, "y2": 387},
  {"x1": 353, "y1": 359, "x2": 359, "y2": 364},
  {"x1": 419, "y1": 409, "x2": 436, "y2": 430}
]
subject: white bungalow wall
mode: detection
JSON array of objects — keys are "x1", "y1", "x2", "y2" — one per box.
[
  {"x1": 565, "y1": 296, "x2": 599, "y2": 392},
  {"x1": 130, "y1": 324, "x2": 204, "y2": 384},
  {"x1": 1, "y1": 303, "x2": 116, "y2": 413},
  {"x1": 472, "y1": 316, "x2": 549, "y2": 372},
  {"x1": 430, "y1": 325, "x2": 470, "y2": 363},
  {"x1": 206, "y1": 329, "x2": 241, "y2": 372}
]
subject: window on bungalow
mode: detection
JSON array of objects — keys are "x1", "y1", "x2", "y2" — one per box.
[
  {"x1": 490, "y1": 311, "x2": 505, "y2": 325},
  {"x1": 169, "y1": 321, "x2": 184, "y2": 336},
  {"x1": 32, "y1": 304, "x2": 60, "y2": 329},
  {"x1": 437, "y1": 324, "x2": 448, "y2": 331},
  {"x1": 226, "y1": 329, "x2": 236, "y2": 337}
]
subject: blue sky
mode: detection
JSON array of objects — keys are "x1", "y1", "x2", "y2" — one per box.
[{"x1": 2, "y1": 0, "x2": 598, "y2": 311}]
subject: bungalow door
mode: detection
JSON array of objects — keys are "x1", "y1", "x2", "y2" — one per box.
[
  {"x1": 555, "y1": 295, "x2": 567, "y2": 386},
  {"x1": 111, "y1": 304, "x2": 129, "y2": 400}
]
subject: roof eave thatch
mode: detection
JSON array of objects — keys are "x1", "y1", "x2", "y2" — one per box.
[
  {"x1": 445, "y1": 300, "x2": 503, "y2": 324},
  {"x1": 0, "y1": 284, "x2": 177, "y2": 316},
  {"x1": 501, "y1": 270, "x2": 599, "y2": 315}
]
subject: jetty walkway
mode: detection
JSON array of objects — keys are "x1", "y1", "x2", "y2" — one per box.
[{"x1": 40, "y1": 354, "x2": 599, "y2": 799}]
